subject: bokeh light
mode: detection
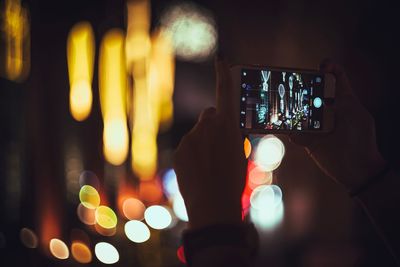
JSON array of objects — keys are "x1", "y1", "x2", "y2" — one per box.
[
  {"x1": 131, "y1": 132, "x2": 158, "y2": 180},
  {"x1": 71, "y1": 242, "x2": 92, "y2": 264},
  {"x1": 160, "y1": 2, "x2": 217, "y2": 62},
  {"x1": 249, "y1": 167, "x2": 272, "y2": 189},
  {"x1": 95, "y1": 242, "x2": 119, "y2": 264},
  {"x1": 95, "y1": 206, "x2": 117, "y2": 229},
  {"x1": 102, "y1": 118, "x2": 129, "y2": 166},
  {"x1": 270, "y1": 185, "x2": 283, "y2": 207},
  {"x1": 254, "y1": 135, "x2": 285, "y2": 171},
  {"x1": 126, "y1": 0, "x2": 159, "y2": 180},
  {"x1": 77, "y1": 203, "x2": 96, "y2": 225},
  {"x1": 144, "y1": 205, "x2": 172, "y2": 230},
  {"x1": 49, "y1": 238, "x2": 69, "y2": 260},
  {"x1": 20, "y1": 228, "x2": 38, "y2": 249},
  {"x1": 124, "y1": 220, "x2": 151, "y2": 243},
  {"x1": 70, "y1": 80, "x2": 93, "y2": 122},
  {"x1": 172, "y1": 193, "x2": 188, "y2": 222},
  {"x1": 79, "y1": 185, "x2": 100, "y2": 209},
  {"x1": 67, "y1": 21, "x2": 95, "y2": 121},
  {"x1": 177, "y1": 245, "x2": 187, "y2": 264},
  {"x1": 250, "y1": 185, "x2": 275, "y2": 210},
  {"x1": 99, "y1": 29, "x2": 129, "y2": 166},
  {"x1": 2, "y1": 0, "x2": 30, "y2": 82},
  {"x1": 250, "y1": 201, "x2": 284, "y2": 231},
  {"x1": 125, "y1": 0, "x2": 151, "y2": 66},
  {"x1": 122, "y1": 198, "x2": 145, "y2": 220},
  {"x1": 244, "y1": 137, "x2": 252, "y2": 159},
  {"x1": 139, "y1": 180, "x2": 163, "y2": 204},
  {"x1": 149, "y1": 29, "x2": 176, "y2": 131},
  {"x1": 79, "y1": 170, "x2": 100, "y2": 190},
  {"x1": 162, "y1": 169, "x2": 179, "y2": 199}
]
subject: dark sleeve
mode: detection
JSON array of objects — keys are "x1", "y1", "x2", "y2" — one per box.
[
  {"x1": 354, "y1": 168, "x2": 400, "y2": 265},
  {"x1": 182, "y1": 223, "x2": 259, "y2": 267}
]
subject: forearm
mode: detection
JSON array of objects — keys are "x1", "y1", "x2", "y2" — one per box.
[
  {"x1": 183, "y1": 223, "x2": 259, "y2": 267},
  {"x1": 353, "y1": 168, "x2": 400, "y2": 265},
  {"x1": 189, "y1": 246, "x2": 253, "y2": 267}
]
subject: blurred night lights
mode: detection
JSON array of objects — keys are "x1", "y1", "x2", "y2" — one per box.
[
  {"x1": 249, "y1": 184, "x2": 284, "y2": 230},
  {"x1": 162, "y1": 169, "x2": 179, "y2": 199},
  {"x1": 49, "y1": 238, "x2": 69, "y2": 260},
  {"x1": 139, "y1": 180, "x2": 164, "y2": 204},
  {"x1": 79, "y1": 185, "x2": 100, "y2": 209},
  {"x1": 254, "y1": 135, "x2": 285, "y2": 171},
  {"x1": 77, "y1": 203, "x2": 96, "y2": 225},
  {"x1": 95, "y1": 242, "x2": 119, "y2": 264},
  {"x1": 124, "y1": 220, "x2": 151, "y2": 243},
  {"x1": 71, "y1": 242, "x2": 92, "y2": 264},
  {"x1": 144, "y1": 205, "x2": 172, "y2": 230},
  {"x1": 250, "y1": 201, "x2": 284, "y2": 231},
  {"x1": 95, "y1": 206, "x2": 117, "y2": 229},
  {"x1": 79, "y1": 171, "x2": 100, "y2": 190},
  {"x1": 250, "y1": 185, "x2": 275, "y2": 210},
  {"x1": 161, "y1": 169, "x2": 188, "y2": 222},
  {"x1": 160, "y1": 2, "x2": 217, "y2": 62},
  {"x1": 20, "y1": 228, "x2": 38, "y2": 249},
  {"x1": 172, "y1": 193, "x2": 189, "y2": 222},
  {"x1": 122, "y1": 198, "x2": 146, "y2": 220},
  {"x1": 270, "y1": 185, "x2": 283, "y2": 207},
  {"x1": 244, "y1": 137, "x2": 252, "y2": 159},
  {"x1": 249, "y1": 167, "x2": 272, "y2": 189},
  {"x1": 67, "y1": 21, "x2": 95, "y2": 122},
  {"x1": 177, "y1": 245, "x2": 187, "y2": 264}
]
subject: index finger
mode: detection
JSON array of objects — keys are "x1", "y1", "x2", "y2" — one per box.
[{"x1": 215, "y1": 55, "x2": 239, "y2": 125}]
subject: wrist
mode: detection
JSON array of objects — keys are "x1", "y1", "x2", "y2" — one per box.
[
  {"x1": 183, "y1": 222, "x2": 259, "y2": 266},
  {"x1": 187, "y1": 199, "x2": 243, "y2": 230}
]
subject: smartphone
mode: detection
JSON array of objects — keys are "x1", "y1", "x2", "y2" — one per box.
[{"x1": 230, "y1": 64, "x2": 335, "y2": 133}]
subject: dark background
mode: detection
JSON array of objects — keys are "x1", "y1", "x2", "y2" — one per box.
[{"x1": 1, "y1": 0, "x2": 399, "y2": 266}]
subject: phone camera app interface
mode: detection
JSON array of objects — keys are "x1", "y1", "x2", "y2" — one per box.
[{"x1": 240, "y1": 69, "x2": 324, "y2": 131}]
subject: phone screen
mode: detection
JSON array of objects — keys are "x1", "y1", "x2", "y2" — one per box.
[{"x1": 240, "y1": 68, "x2": 325, "y2": 131}]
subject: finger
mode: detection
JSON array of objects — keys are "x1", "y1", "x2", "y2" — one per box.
[
  {"x1": 215, "y1": 54, "x2": 238, "y2": 124},
  {"x1": 187, "y1": 107, "x2": 216, "y2": 137},
  {"x1": 198, "y1": 107, "x2": 217, "y2": 123},
  {"x1": 319, "y1": 59, "x2": 353, "y2": 98}
]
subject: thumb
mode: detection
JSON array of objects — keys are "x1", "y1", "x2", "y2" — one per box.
[{"x1": 320, "y1": 59, "x2": 353, "y2": 98}]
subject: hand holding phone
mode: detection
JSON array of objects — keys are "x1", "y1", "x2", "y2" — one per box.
[
  {"x1": 230, "y1": 65, "x2": 335, "y2": 133},
  {"x1": 288, "y1": 61, "x2": 386, "y2": 192}
]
